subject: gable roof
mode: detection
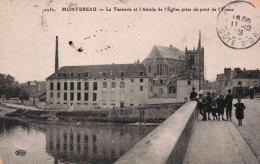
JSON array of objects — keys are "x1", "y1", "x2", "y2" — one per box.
[
  {"x1": 46, "y1": 64, "x2": 149, "y2": 79},
  {"x1": 146, "y1": 45, "x2": 185, "y2": 60}
]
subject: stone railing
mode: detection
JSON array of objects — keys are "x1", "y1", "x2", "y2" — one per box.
[{"x1": 114, "y1": 101, "x2": 198, "y2": 164}]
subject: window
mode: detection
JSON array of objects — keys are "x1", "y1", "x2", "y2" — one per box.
[
  {"x1": 71, "y1": 73, "x2": 74, "y2": 77},
  {"x1": 64, "y1": 82, "x2": 67, "y2": 90},
  {"x1": 84, "y1": 82, "x2": 89, "y2": 90},
  {"x1": 93, "y1": 93, "x2": 97, "y2": 101},
  {"x1": 77, "y1": 73, "x2": 81, "y2": 78},
  {"x1": 188, "y1": 80, "x2": 191, "y2": 85},
  {"x1": 238, "y1": 81, "x2": 242, "y2": 86},
  {"x1": 70, "y1": 82, "x2": 74, "y2": 90},
  {"x1": 148, "y1": 65, "x2": 151, "y2": 73},
  {"x1": 64, "y1": 93, "x2": 67, "y2": 101},
  {"x1": 120, "y1": 82, "x2": 125, "y2": 88},
  {"x1": 111, "y1": 82, "x2": 116, "y2": 88},
  {"x1": 140, "y1": 86, "x2": 143, "y2": 91},
  {"x1": 225, "y1": 81, "x2": 228, "y2": 86},
  {"x1": 140, "y1": 72, "x2": 144, "y2": 76},
  {"x1": 150, "y1": 86, "x2": 153, "y2": 91},
  {"x1": 131, "y1": 79, "x2": 134, "y2": 83},
  {"x1": 84, "y1": 93, "x2": 88, "y2": 101},
  {"x1": 103, "y1": 72, "x2": 107, "y2": 77},
  {"x1": 120, "y1": 71, "x2": 125, "y2": 77},
  {"x1": 103, "y1": 82, "x2": 107, "y2": 88},
  {"x1": 169, "y1": 86, "x2": 176, "y2": 94},
  {"x1": 50, "y1": 82, "x2": 54, "y2": 90},
  {"x1": 120, "y1": 102, "x2": 124, "y2": 108},
  {"x1": 93, "y1": 82, "x2": 97, "y2": 90},
  {"x1": 140, "y1": 79, "x2": 143, "y2": 83},
  {"x1": 160, "y1": 80, "x2": 163, "y2": 84},
  {"x1": 70, "y1": 93, "x2": 74, "y2": 101},
  {"x1": 57, "y1": 92, "x2": 60, "y2": 98},
  {"x1": 63, "y1": 74, "x2": 67, "y2": 78},
  {"x1": 77, "y1": 93, "x2": 81, "y2": 101},
  {"x1": 77, "y1": 82, "x2": 81, "y2": 90},
  {"x1": 159, "y1": 88, "x2": 164, "y2": 94},
  {"x1": 57, "y1": 82, "x2": 60, "y2": 90},
  {"x1": 50, "y1": 92, "x2": 53, "y2": 97},
  {"x1": 84, "y1": 72, "x2": 89, "y2": 77}
]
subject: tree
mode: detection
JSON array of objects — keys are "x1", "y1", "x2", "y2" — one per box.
[
  {"x1": 0, "y1": 73, "x2": 21, "y2": 99},
  {"x1": 19, "y1": 89, "x2": 29, "y2": 104}
]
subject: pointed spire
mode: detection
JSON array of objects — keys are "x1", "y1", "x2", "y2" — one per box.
[
  {"x1": 185, "y1": 46, "x2": 187, "y2": 52},
  {"x1": 198, "y1": 30, "x2": 201, "y2": 49},
  {"x1": 55, "y1": 36, "x2": 59, "y2": 73}
]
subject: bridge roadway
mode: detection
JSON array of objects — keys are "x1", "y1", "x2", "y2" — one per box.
[{"x1": 184, "y1": 99, "x2": 260, "y2": 164}]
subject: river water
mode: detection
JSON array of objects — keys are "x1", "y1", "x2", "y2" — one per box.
[{"x1": 0, "y1": 118, "x2": 157, "y2": 164}]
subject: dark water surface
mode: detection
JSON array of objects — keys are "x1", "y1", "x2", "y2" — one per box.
[{"x1": 0, "y1": 118, "x2": 157, "y2": 164}]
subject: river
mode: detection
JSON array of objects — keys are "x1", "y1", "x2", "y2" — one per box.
[{"x1": 0, "y1": 117, "x2": 157, "y2": 164}]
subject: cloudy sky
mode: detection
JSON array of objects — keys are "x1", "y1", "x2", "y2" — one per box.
[{"x1": 0, "y1": 0, "x2": 259, "y2": 82}]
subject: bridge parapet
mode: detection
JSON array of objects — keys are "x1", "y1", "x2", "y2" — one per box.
[{"x1": 114, "y1": 101, "x2": 198, "y2": 164}]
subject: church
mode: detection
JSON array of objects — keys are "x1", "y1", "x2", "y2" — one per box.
[{"x1": 142, "y1": 32, "x2": 204, "y2": 98}]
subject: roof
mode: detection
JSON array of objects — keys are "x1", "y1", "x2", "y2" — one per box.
[
  {"x1": 47, "y1": 64, "x2": 149, "y2": 79},
  {"x1": 233, "y1": 70, "x2": 260, "y2": 79},
  {"x1": 31, "y1": 91, "x2": 46, "y2": 98},
  {"x1": 146, "y1": 45, "x2": 185, "y2": 60}
]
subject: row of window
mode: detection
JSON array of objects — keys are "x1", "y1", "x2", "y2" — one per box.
[
  {"x1": 50, "y1": 86, "x2": 144, "y2": 101},
  {"x1": 50, "y1": 80, "x2": 144, "y2": 91},
  {"x1": 50, "y1": 92, "x2": 96, "y2": 101}
]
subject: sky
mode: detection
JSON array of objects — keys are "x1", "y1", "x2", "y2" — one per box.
[{"x1": 0, "y1": 0, "x2": 259, "y2": 82}]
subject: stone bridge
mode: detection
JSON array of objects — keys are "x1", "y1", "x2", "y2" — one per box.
[{"x1": 114, "y1": 99, "x2": 260, "y2": 164}]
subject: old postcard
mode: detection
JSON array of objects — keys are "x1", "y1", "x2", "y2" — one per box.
[{"x1": 0, "y1": 0, "x2": 259, "y2": 163}]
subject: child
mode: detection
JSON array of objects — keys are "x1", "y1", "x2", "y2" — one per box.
[
  {"x1": 196, "y1": 94, "x2": 208, "y2": 121},
  {"x1": 211, "y1": 93, "x2": 218, "y2": 120},
  {"x1": 216, "y1": 95, "x2": 226, "y2": 120},
  {"x1": 234, "y1": 98, "x2": 246, "y2": 126}
]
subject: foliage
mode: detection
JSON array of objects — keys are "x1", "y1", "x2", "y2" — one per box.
[{"x1": 0, "y1": 73, "x2": 21, "y2": 99}]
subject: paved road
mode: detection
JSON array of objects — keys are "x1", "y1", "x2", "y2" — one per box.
[
  {"x1": 232, "y1": 99, "x2": 260, "y2": 162},
  {"x1": 184, "y1": 99, "x2": 260, "y2": 164}
]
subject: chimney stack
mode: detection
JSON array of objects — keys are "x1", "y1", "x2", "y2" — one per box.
[{"x1": 55, "y1": 36, "x2": 59, "y2": 73}]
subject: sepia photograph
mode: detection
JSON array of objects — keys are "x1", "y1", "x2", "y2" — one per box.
[{"x1": 0, "y1": 0, "x2": 259, "y2": 163}]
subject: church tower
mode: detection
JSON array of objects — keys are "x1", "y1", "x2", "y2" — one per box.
[
  {"x1": 55, "y1": 36, "x2": 59, "y2": 73},
  {"x1": 185, "y1": 31, "x2": 205, "y2": 89}
]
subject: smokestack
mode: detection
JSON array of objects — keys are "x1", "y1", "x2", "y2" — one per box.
[{"x1": 55, "y1": 36, "x2": 59, "y2": 73}]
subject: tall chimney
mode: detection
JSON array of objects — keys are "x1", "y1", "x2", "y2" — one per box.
[{"x1": 55, "y1": 36, "x2": 59, "y2": 73}]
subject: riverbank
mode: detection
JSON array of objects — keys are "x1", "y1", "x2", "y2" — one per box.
[{"x1": 0, "y1": 103, "x2": 184, "y2": 124}]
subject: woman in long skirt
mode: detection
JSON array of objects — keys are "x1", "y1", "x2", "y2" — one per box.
[{"x1": 234, "y1": 98, "x2": 246, "y2": 126}]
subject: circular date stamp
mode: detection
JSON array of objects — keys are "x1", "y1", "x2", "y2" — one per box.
[{"x1": 217, "y1": 1, "x2": 260, "y2": 49}]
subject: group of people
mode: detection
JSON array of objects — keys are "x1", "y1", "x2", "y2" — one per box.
[{"x1": 190, "y1": 88, "x2": 246, "y2": 126}]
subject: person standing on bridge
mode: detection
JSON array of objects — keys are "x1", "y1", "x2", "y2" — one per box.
[
  {"x1": 205, "y1": 92, "x2": 212, "y2": 120},
  {"x1": 216, "y1": 95, "x2": 226, "y2": 120},
  {"x1": 190, "y1": 87, "x2": 198, "y2": 101},
  {"x1": 234, "y1": 98, "x2": 246, "y2": 126},
  {"x1": 225, "y1": 89, "x2": 234, "y2": 121},
  {"x1": 196, "y1": 93, "x2": 208, "y2": 121}
]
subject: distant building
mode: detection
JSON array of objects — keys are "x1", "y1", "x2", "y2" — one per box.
[{"x1": 215, "y1": 68, "x2": 260, "y2": 97}]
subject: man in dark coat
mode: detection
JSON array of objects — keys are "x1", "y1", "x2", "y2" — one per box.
[
  {"x1": 205, "y1": 92, "x2": 212, "y2": 120},
  {"x1": 196, "y1": 94, "x2": 208, "y2": 121},
  {"x1": 217, "y1": 95, "x2": 226, "y2": 120},
  {"x1": 234, "y1": 98, "x2": 246, "y2": 126},
  {"x1": 190, "y1": 87, "x2": 198, "y2": 101},
  {"x1": 225, "y1": 89, "x2": 234, "y2": 121}
]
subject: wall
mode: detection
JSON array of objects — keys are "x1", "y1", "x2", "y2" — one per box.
[{"x1": 114, "y1": 101, "x2": 197, "y2": 164}]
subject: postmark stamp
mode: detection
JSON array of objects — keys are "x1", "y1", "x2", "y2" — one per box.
[{"x1": 217, "y1": 1, "x2": 260, "y2": 49}]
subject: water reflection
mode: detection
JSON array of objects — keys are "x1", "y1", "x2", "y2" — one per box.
[{"x1": 0, "y1": 118, "x2": 157, "y2": 164}]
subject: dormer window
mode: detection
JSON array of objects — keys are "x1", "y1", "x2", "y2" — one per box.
[
  {"x1": 57, "y1": 73, "x2": 62, "y2": 78},
  {"x1": 84, "y1": 72, "x2": 89, "y2": 77},
  {"x1": 140, "y1": 72, "x2": 144, "y2": 76},
  {"x1": 77, "y1": 73, "x2": 81, "y2": 78},
  {"x1": 63, "y1": 74, "x2": 67, "y2": 78},
  {"x1": 71, "y1": 73, "x2": 74, "y2": 77},
  {"x1": 120, "y1": 71, "x2": 125, "y2": 77},
  {"x1": 103, "y1": 72, "x2": 107, "y2": 77}
]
